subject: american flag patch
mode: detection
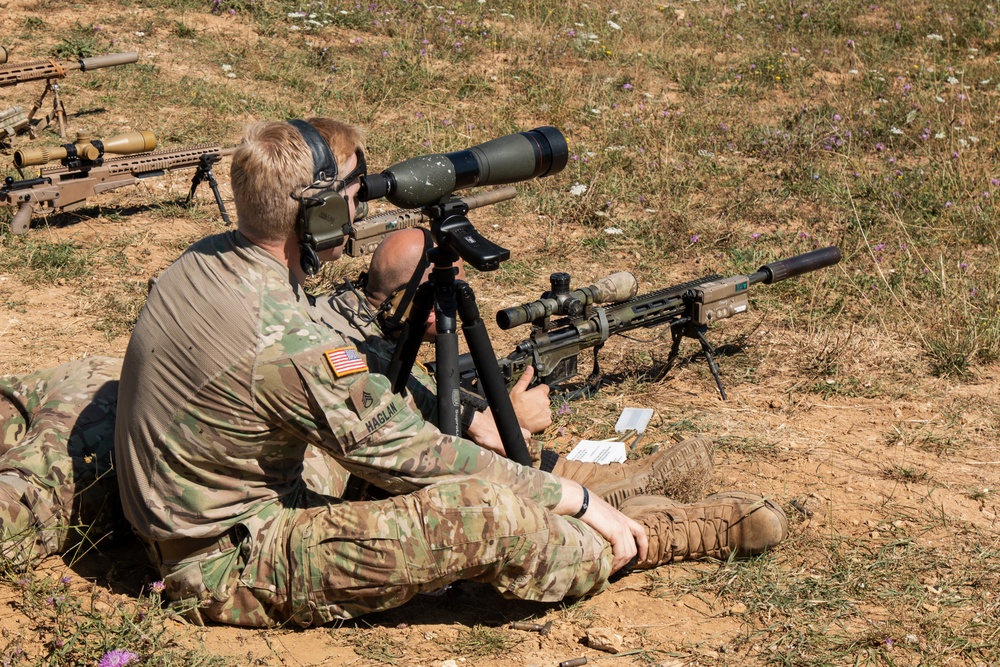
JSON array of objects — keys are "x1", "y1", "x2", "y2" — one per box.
[{"x1": 324, "y1": 347, "x2": 368, "y2": 377}]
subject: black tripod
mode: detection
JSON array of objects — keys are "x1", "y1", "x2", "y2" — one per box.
[{"x1": 384, "y1": 197, "x2": 533, "y2": 466}]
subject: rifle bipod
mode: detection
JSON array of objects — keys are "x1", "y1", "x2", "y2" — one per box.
[
  {"x1": 185, "y1": 153, "x2": 231, "y2": 223},
  {"x1": 665, "y1": 323, "x2": 728, "y2": 401}
]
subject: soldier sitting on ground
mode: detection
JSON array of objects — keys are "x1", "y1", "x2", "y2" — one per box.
[{"x1": 111, "y1": 116, "x2": 788, "y2": 627}]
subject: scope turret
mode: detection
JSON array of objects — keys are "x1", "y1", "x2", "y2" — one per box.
[{"x1": 13, "y1": 131, "x2": 157, "y2": 168}]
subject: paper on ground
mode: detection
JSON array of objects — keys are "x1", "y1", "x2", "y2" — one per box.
[
  {"x1": 566, "y1": 440, "x2": 628, "y2": 464},
  {"x1": 615, "y1": 407, "x2": 653, "y2": 433}
]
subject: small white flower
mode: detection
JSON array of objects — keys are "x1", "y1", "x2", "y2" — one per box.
[
  {"x1": 221, "y1": 64, "x2": 233, "y2": 72},
  {"x1": 936, "y1": 96, "x2": 946, "y2": 102},
  {"x1": 849, "y1": 69, "x2": 859, "y2": 74},
  {"x1": 135, "y1": 31, "x2": 145, "y2": 37},
  {"x1": 959, "y1": 138, "x2": 968, "y2": 148},
  {"x1": 226, "y1": 72, "x2": 236, "y2": 78},
  {"x1": 981, "y1": 79, "x2": 991, "y2": 85},
  {"x1": 926, "y1": 33, "x2": 944, "y2": 41},
  {"x1": 288, "y1": 11, "x2": 306, "y2": 17},
  {"x1": 607, "y1": 20, "x2": 621, "y2": 30},
  {"x1": 935, "y1": 131, "x2": 946, "y2": 139},
  {"x1": 569, "y1": 184, "x2": 588, "y2": 196},
  {"x1": 591, "y1": 108, "x2": 601, "y2": 114},
  {"x1": 947, "y1": 76, "x2": 960, "y2": 84},
  {"x1": 604, "y1": 227, "x2": 624, "y2": 234},
  {"x1": 890, "y1": 127, "x2": 903, "y2": 135}
]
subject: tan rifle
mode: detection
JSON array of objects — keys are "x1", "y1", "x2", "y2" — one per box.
[
  {"x1": 2, "y1": 132, "x2": 234, "y2": 234},
  {"x1": 0, "y1": 51, "x2": 138, "y2": 137}
]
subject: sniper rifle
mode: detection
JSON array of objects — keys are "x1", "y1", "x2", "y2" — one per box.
[
  {"x1": 0, "y1": 51, "x2": 138, "y2": 137},
  {"x1": 343, "y1": 185, "x2": 517, "y2": 256},
  {"x1": 435, "y1": 246, "x2": 842, "y2": 401},
  {"x1": 2, "y1": 131, "x2": 234, "y2": 234}
]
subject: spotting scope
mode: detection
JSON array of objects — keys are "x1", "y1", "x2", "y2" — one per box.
[
  {"x1": 359, "y1": 126, "x2": 568, "y2": 208},
  {"x1": 14, "y1": 131, "x2": 157, "y2": 168}
]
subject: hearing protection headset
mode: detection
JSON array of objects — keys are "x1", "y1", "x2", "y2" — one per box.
[{"x1": 288, "y1": 119, "x2": 367, "y2": 276}]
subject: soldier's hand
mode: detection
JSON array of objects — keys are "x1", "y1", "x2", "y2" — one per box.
[
  {"x1": 465, "y1": 408, "x2": 532, "y2": 456},
  {"x1": 557, "y1": 482, "x2": 647, "y2": 573},
  {"x1": 509, "y1": 365, "x2": 552, "y2": 434}
]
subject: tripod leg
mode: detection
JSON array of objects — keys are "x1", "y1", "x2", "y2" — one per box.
[
  {"x1": 693, "y1": 327, "x2": 728, "y2": 401},
  {"x1": 434, "y1": 291, "x2": 462, "y2": 437},
  {"x1": 386, "y1": 282, "x2": 435, "y2": 395},
  {"x1": 454, "y1": 281, "x2": 532, "y2": 466}
]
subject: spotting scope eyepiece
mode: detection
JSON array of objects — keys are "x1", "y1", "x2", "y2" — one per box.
[
  {"x1": 13, "y1": 131, "x2": 157, "y2": 168},
  {"x1": 359, "y1": 126, "x2": 568, "y2": 208}
]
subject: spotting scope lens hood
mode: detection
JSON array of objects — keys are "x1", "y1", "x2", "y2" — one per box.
[{"x1": 359, "y1": 126, "x2": 568, "y2": 207}]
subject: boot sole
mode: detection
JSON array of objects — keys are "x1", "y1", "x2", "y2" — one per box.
[{"x1": 598, "y1": 436, "x2": 715, "y2": 508}]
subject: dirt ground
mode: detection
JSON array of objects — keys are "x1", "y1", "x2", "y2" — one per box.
[
  {"x1": 2, "y1": 179, "x2": 998, "y2": 666},
  {"x1": 1, "y1": 2, "x2": 999, "y2": 666}
]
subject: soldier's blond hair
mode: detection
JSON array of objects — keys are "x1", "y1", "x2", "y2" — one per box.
[{"x1": 231, "y1": 118, "x2": 364, "y2": 243}]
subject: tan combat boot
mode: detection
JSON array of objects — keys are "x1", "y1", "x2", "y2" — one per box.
[
  {"x1": 551, "y1": 436, "x2": 714, "y2": 507},
  {"x1": 620, "y1": 491, "x2": 788, "y2": 567}
]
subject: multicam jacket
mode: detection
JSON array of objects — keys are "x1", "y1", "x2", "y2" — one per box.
[{"x1": 115, "y1": 231, "x2": 563, "y2": 543}]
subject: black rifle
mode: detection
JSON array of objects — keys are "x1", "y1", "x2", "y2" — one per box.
[{"x1": 432, "y1": 246, "x2": 841, "y2": 401}]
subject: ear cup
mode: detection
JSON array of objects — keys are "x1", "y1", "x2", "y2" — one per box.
[{"x1": 301, "y1": 189, "x2": 350, "y2": 250}]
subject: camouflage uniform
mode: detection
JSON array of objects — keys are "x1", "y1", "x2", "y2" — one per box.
[
  {"x1": 0, "y1": 356, "x2": 121, "y2": 563},
  {"x1": 115, "y1": 231, "x2": 613, "y2": 628}
]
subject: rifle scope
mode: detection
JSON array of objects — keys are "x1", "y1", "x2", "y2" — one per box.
[
  {"x1": 359, "y1": 126, "x2": 568, "y2": 208},
  {"x1": 497, "y1": 271, "x2": 639, "y2": 330},
  {"x1": 0, "y1": 47, "x2": 7, "y2": 65},
  {"x1": 13, "y1": 131, "x2": 157, "y2": 168}
]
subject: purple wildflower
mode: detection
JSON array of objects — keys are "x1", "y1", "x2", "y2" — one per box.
[
  {"x1": 750, "y1": 232, "x2": 762, "y2": 240},
  {"x1": 557, "y1": 403, "x2": 572, "y2": 416},
  {"x1": 623, "y1": 83, "x2": 633, "y2": 90},
  {"x1": 99, "y1": 649, "x2": 138, "y2": 667},
  {"x1": 691, "y1": 234, "x2": 700, "y2": 243},
  {"x1": 833, "y1": 113, "x2": 842, "y2": 121},
  {"x1": 150, "y1": 581, "x2": 166, "y2": 593}
]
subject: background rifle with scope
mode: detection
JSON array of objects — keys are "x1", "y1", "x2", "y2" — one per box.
[
  {"x1": 434, "y1": 246, "x2": 842, "y2": 402},
  {"x1": 2, "y1": 131, "x2": 234, "y2": 234},
  {"x1": 0, "y1": 51, "x2": 138, "y2": 138},
  {"x1": 345, "y1": 185, "x2": 517, "y2": 257}
]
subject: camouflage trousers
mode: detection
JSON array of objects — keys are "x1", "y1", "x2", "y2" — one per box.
[
  {"x1": 0, "y1": 356, "x2": 122, "y2": 563},
  {"x1": 158, "y1": 478, "x2": 614, "y2": 627}
]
